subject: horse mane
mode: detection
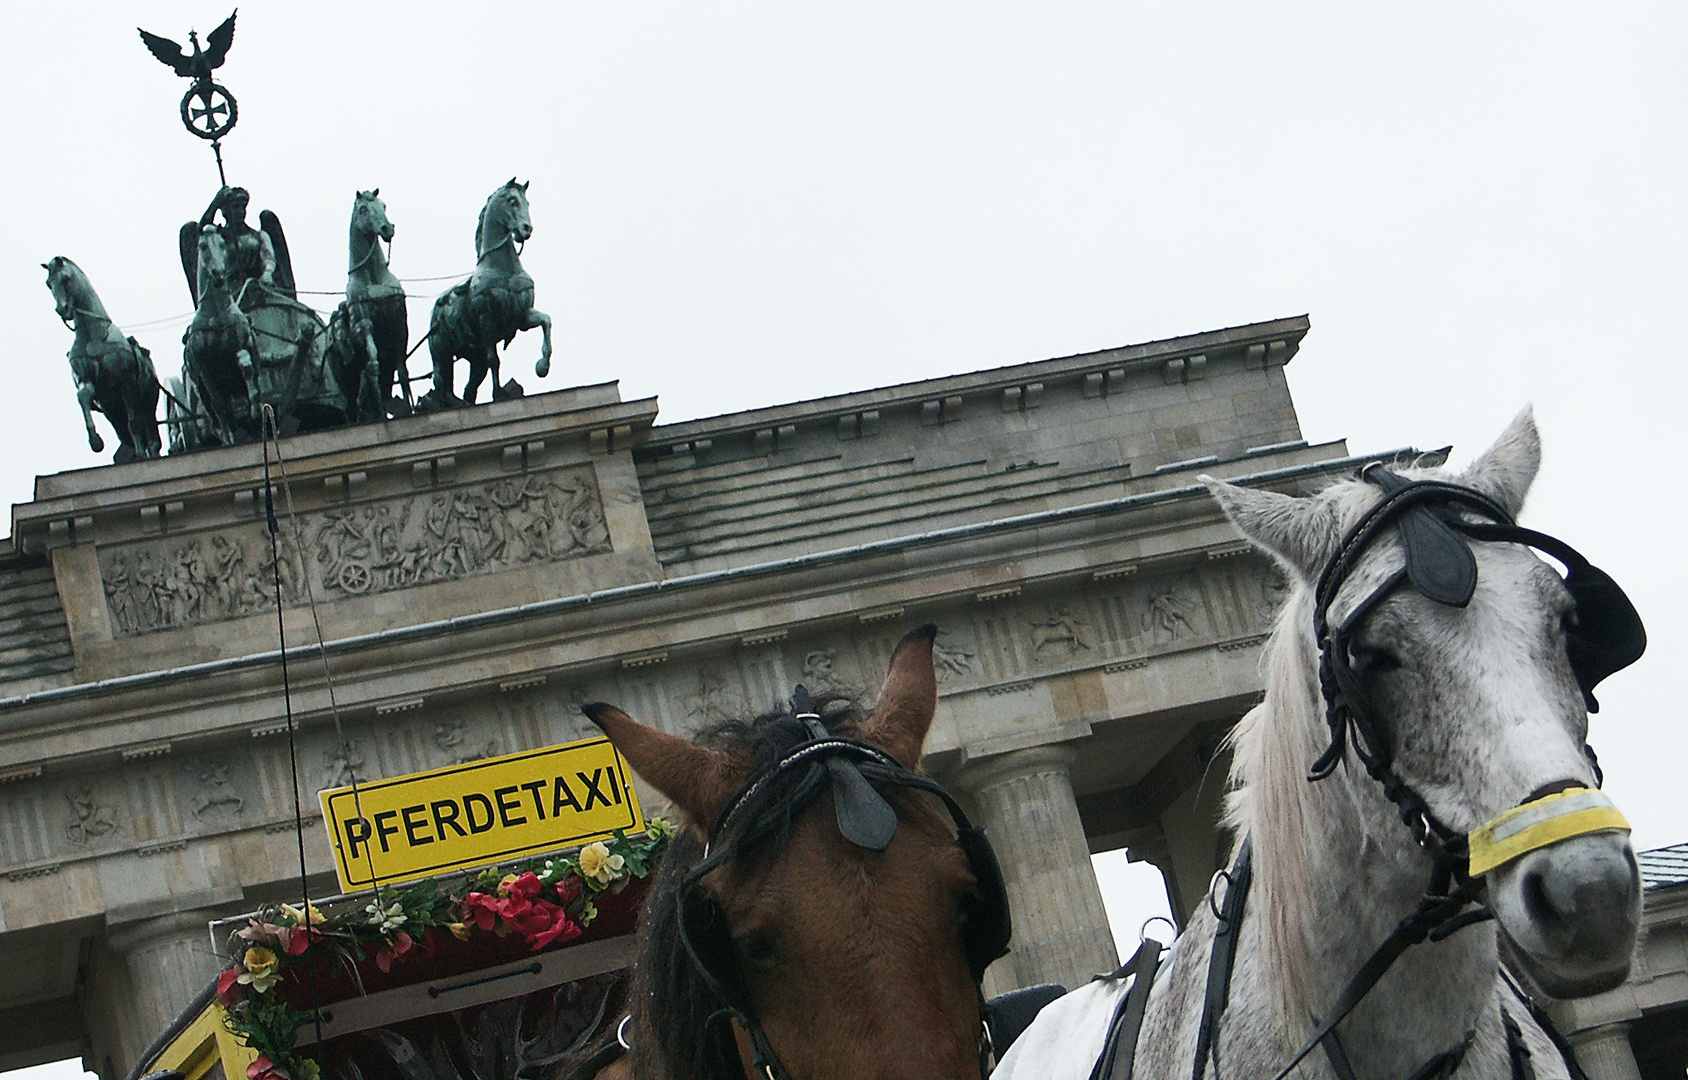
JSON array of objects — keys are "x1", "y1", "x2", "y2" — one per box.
[
  {"x1": 1220, "y1": 467, "x2": 1444, "y2": 1024},
  {"x1": 630, "y1": 692, "x2": 870, "y2": 1080}
]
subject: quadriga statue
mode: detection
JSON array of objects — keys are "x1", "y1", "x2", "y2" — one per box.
[
  {"x1": 324, "y1": 189, "x2": 410, "y2": 422},
  {"x1": 43, "y1": 257, "x2": 163, "y2": 463},
  {"x1": 178, "y1": 186, "x2": 347, "y2": 445},
  {"x1": 419, "y1": 178, "x2": 553, "y2": 409}
]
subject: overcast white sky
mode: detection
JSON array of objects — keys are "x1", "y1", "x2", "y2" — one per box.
[{"x1": 1, "y1": 4, "x2": 1684, "y2": 1061}]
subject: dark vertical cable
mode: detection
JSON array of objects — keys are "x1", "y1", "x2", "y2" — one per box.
[{"x1": 262, "y1": 405, "x2": 324, "y2": 1048}]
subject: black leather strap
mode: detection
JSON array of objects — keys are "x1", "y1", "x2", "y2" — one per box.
[
  {"x1": 1264, "y1": 880, "x2": 1483, "y2": 1080},
  {"x1": 1320, "y1": 1028, "x2": 1359, "y2": 1080},
  {"x1": 1360, "y1": 465, "x2": 1480, "y2": 607},
  {"x1": 1089, "y1": 939, "x2": 1164, "y2": 1080},
  {"x1": 1500, "y1": 969, "x2": 1590, "y2": 1080},
  {"x1": 1192, "y1": 837, "x2": 1253, "y2": 1080},
  {"x1": 796, "y1": 710, "x2": 898, "y2": 851},
  {"x1": 1502, "y1": 1006, "x2": 1537, "y2": 1080}
]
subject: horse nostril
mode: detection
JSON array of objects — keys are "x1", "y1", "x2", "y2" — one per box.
[{"x1": 1522, "y1": 868, "x2": 1557, "y2": 925}]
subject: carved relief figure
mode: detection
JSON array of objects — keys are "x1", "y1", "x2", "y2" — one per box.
[
  {"x1": 190, "y1": 763, "x2": 245, "y2": 817},
  {"x1": 1255, "y1": 571, "x2": 1289, "y2": 627},
  {"x1": 802, "y1": 649, "x2": 838, "y2": 686},
  {"x1": 434, "y1": 718, "x2": 498, "y2": 765},
  {"x1": 64, "y1": 786, "x2": 117, "y2": 844},
  {"x1": 1141, "y1": 589, "x2": 1195, "y2": 645},
  {"x1": 322, "y1": 742, "x2": 366, "y2": 790},
  {"x1": 99, "y1": 469, "x2": 610, "y2": 636},
  {"x1": 104, "y1": 552, "x2": 138, "y2": 636},
  {"x1": 933, "y1": 634, "x2": 978, "y2": 682},
  {"x1": 1031, "y1": 606, "x2": 1092, "y2": 657},
  {"x1": 688, "y1": 669, "x2": 744, "y2": 725}
]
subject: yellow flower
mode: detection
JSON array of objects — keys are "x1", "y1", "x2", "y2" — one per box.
[
  {"x1": 498, "y1": 873, "x2": 520, "y2": 896},
  {"x1": 280, "y1": 902, "x2": 325, "y2": 927},
  {"x1": 243, "y1": 946, "x2": 279, "y2": 977},
  {"x1": 579, "y1": 841, "x2": 626, "y2": 885},
  {"x1": 448, "y1": 922, "x2": 471, "y2": 941}
]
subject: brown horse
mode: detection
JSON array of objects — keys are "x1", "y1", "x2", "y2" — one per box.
[{"x1": 574, "y1": 626, "x2": 1007, "y2": 1080}]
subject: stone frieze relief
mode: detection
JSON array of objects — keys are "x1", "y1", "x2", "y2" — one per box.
[{"x1": 99, "y1": 468, "x2": 611, "y2": 636}]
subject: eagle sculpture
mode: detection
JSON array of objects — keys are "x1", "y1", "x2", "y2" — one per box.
[{"x1": 138, "y1": 10, "x2": 237, "y2": 83}]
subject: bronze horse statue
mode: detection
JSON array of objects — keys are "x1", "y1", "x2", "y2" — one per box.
[
  {"x1": 422, "y1": 178, "x2": 553, "y2": 408},
  {"x1": 178, "y1": 186, "x2": 347, "y2": 444},
  {"x1": 325, "y1": 189, "x2": 410, "y2": 421},
  {"x1": 43, "y1": 257, "x2": 162, "y2": 463},
  {"x1": 181, "y1": 225, "x2": 260, "y2": 445},
  {"x1": 566, "y1": 626, "x2": 1010, "y2": 1080}
]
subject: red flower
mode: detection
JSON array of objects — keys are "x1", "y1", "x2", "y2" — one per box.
[
  {"x1": 505, "y1": 872, "x2": 542, "y2": 901},
  {"x1": 462, "y1": 891, "x2": 499, "y2": 931},
  {"x1": 247, "y1": 1056, "x2": 288, "y2": 1080},
  {"x1": 527, "y1": 907, "x2": 582, "y2": 951},
  {"x1": 374, "y1": 930, "x2": 414, "y2": 973},
  {"x1": 281, "y1": 925, "x2": 323, "y2": 957},
  {"x1": 216, "y1": 966, "x2": 245, "y2": 1007},
  {"x1": 494, "y1": 893, "x2": 534, "y2": 923},
  {"x1": 555, "y1": 876, "x2": 583, "y2": 904}
]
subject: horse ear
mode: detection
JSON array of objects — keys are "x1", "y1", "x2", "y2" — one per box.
[
  {"x1": 1203, "y1": 476, "x2": 1342, "y2": 583},
  {"x1": 371, "y1": 188, "x2": 378, "y2": 197},
  {"x1": 863, "y1": 625, "x2": 939, "y2": 768},
  {"x1": 1455, "y1": 406, "x2": 1540, "y2": 519},
  {"x1": 581, "y1": 702, "x2": 743, "y2": 829}
]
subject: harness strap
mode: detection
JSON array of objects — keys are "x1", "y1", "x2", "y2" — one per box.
[
  {"x1": 1191, "y1": 836, "x2": 1253, "y2": 1080},
  {"x1": 1321, "y1": 1027, "x2": 1359, "y2": 1080},
  {"x1": 1500, "y1": 969, "x2": 1591, "y2": 1080},
  {"x1": 1402, "y1": 1029, "x2": 1475, "y2": 1080},
  {"x1": 1089, "y1": 938, "x2": 1165, "y2": 1080},
  {"x1": 1502, "y1": 1007, "x2": 1537, "y2": 1080},
  {"x1": 1264, "y1": 879, "x2": 1484, "y2": 1080}
]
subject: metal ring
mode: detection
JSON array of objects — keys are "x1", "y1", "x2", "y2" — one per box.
[
  {"x1": 1207, "y1": 868, "x2": 1234, "y2": 923},
  {"x1": 616, "y1": 1014, "x2": 632, "y2": 1050},
  {"x1": 1140, "y1": 915, "x2": 1177, "y2": 944},
  {"x1": 1410, "y1": 810, "x2": 1433, "y2": 848}
]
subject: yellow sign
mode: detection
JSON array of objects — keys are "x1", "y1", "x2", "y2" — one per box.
[{"x1": 318, "y1": 736, "x2": 645, "y2": 892}]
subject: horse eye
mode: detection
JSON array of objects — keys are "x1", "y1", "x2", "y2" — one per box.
[
  {"x1": 736, "y1": 930, "x2": 778, "y2": 966},
  {"x1": 1349, "y1": 644, "x2": 1401, "y2": 674}
]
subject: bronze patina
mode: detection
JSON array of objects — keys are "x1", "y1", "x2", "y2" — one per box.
[
  {"x1": 325, "y1": 190, "x2": 411, "y2": 422},
  {"x1": 421, "y1": 179, "x2": 554, "y2": 409},
  {"x1": 139, "y1": 11, "x2": 239, "y2": 181},
  {"x1": 43, "y1": 257, "x2": 163, "y2": 463},
  {"x1": 177, "y1": 187, "x2": 347, "y2": 445}
]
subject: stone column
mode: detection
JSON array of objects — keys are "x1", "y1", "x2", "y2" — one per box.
[
  {"x1": 956, "y1": 744, "x2": 1118, "y2": 997},
  {"x1": 105, "y1": 909, "x2": 224, "y2": 1061},
  {"x1": 1567, "y1": 1024, "x2": 1643, "y2": 1080}
]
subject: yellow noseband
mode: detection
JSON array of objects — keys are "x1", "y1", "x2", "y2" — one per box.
[{"x1": 1467, "y1": 787, "x2": 1630, "y2": 877}]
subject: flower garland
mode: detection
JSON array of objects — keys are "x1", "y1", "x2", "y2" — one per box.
[{"x1": 214, "y1": 822, "x2": 672, "y2": 1080}]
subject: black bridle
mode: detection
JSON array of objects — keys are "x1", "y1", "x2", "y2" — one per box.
[
  {"x1": 1243, "y1": 463, "x2": 1644, "y2": 1080},
  {"x1": 1311, "y1": 464, "x2": 1644, "y2": 861},
  {"x1": 1125, "y1": 465, "x2": 1644, "y2": 1080},
  {"x1": 673, "y1": 687, "x2": 1012, "y2": 1080}
]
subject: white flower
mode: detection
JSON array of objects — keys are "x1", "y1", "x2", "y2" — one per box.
[{"x1": 366, "y1": 900, "x2": 407, "y2": 933}]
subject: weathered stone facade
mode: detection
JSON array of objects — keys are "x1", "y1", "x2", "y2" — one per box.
[{"x1": 10, "y1": 315, "x2": 1665, "y2": 1079}]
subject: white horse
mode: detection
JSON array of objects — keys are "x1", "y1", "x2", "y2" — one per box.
[{"x1": 996, "y1": 410, "x2": 1641, "y2": 1080}]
